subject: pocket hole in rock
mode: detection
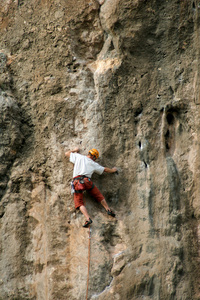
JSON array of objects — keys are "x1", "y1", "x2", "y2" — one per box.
[{"x1": 166, "y1": 113, "x2": 174, "y2": 125}]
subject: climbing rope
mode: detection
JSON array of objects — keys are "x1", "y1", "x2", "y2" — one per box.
[{"x1": 86, "y1": 226, "x2": 91, "y2": 300}]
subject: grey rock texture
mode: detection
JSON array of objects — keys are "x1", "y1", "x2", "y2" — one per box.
[{"x1": 0, "y1": 0, "x2": 200, "y2": 299}]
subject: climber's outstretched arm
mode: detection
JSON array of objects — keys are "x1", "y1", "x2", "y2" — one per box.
[
  {"x1": 65, "y1": 147, "x2": 79, "y2": 158},
  {"x1": 104, "y1": 167, "x2": 118, "y2": 174}
]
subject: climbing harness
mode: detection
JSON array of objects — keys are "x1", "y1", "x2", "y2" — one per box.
[
  {"x1": 71, "y1": 176, "x2": 95, "y2": 194},
  {"x1": 71, "y1": 175, "x2": 86, "y2": 194},
  {"x1": 70, "y1": 181, "x2": 76, "y2": 194},
  {"x1": 86, "y1": 226, "x2": 91, "y2": 300}
]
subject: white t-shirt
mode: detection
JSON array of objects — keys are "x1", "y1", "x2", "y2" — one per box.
[{"x1": 70, "y1": 153, "x2": 105, "y2": 178}]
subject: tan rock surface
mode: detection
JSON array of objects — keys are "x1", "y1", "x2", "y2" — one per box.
[{"x1": 0, "y1": 0, "x2": 200, "y2": 299}]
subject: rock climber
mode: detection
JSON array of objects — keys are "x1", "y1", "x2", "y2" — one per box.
[{"x1": 65, "y1": 147, "x2": 118, "y2": 228}]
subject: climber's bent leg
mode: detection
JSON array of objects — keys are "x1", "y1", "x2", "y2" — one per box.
[
  {"x1": 100, "y1": 198, "x2": 110, "y2": 211},
  {"x1": 79, "y1": 205, "x2": 91, "y2": 221}
]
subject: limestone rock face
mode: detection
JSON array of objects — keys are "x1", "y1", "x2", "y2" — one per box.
[{"x1": 0, "y1": 0, "x2": 200, "y2": 299}]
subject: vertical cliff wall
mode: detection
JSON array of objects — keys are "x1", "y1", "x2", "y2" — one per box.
[{"x1": 0, "y1": 0, "x2": 200, "y2": 299}]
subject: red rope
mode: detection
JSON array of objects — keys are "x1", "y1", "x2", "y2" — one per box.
[{"x1": 86, "y1": 226, "x2": 91, "y2": 300}]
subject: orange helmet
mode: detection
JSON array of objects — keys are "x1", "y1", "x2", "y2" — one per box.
[{"x1": 89, "y1": 148, "x2": 99, "y2": 159}]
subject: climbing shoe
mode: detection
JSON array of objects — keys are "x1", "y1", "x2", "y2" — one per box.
[
  {"x1": 83, "y1": 218, "x2": 93, "y2": 228},
  {"x1": 107, "y1": 209, "x2": 115, "y2": 217}
]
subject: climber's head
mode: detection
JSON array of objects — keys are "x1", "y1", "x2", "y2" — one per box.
[{"x1": 88, "y1": 148, "x2": 99, "y2": 160}]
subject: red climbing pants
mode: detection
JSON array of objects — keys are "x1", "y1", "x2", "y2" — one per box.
[{"x1": 73, "y1": 176, "x2": 104, "y2": 209}]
